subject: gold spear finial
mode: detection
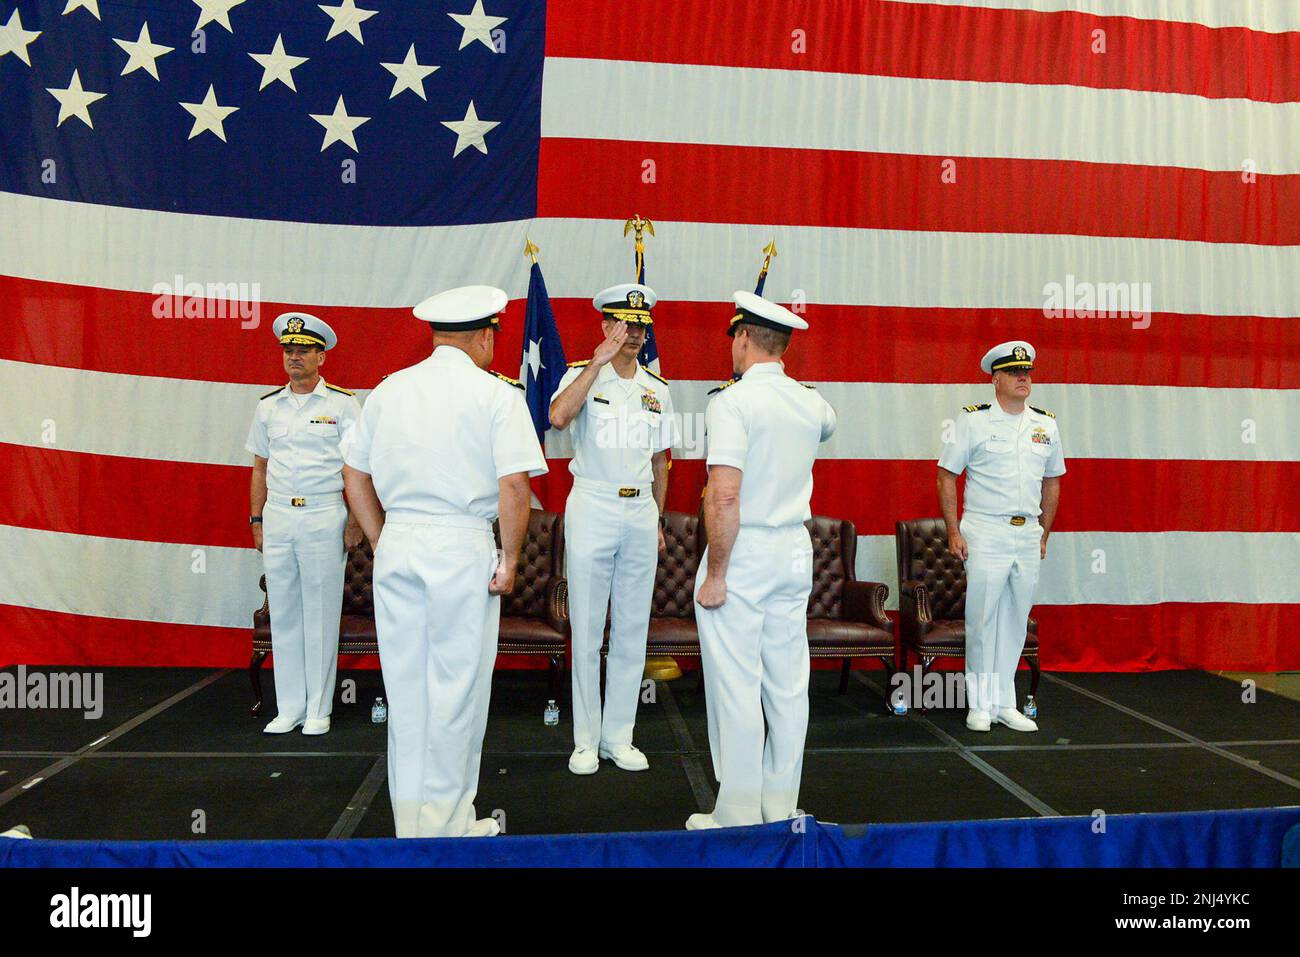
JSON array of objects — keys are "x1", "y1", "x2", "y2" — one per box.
[
  {"x1": 624, "y1": 215, "x2": 655, "y2": 280},
  {"x1": 523, "y1": 236, "x2": 540, "y2": 264},
  {"x1": 757, "y1": 239, "x2": 778, "y2": 284}
]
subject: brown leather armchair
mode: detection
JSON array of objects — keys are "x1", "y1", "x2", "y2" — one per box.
[
  {"x1": 805, "y1": 516, "x2": 897, "y2": 697},
  {"x1": 894, "y1": 517, "x2": 1040, "y2": 711},
  {"x1": 250, "y1": 508, "x2": 570, "y2": 715}
]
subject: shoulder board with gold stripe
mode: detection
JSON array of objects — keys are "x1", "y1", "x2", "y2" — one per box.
[
  {"x1": 799, "y1": 381, "x2": 816, "y2": 390},
  {"x1": 641, "y1": 364, "x2": 667, "y2": 385},
  {"x1": 491, "y1": 371, "x2": 525, "y2": 391},
  {"x1": 259, "y1": 388, "x2": 283, "y2": 401},
  {"x1": 1030, "y1": 405, "x2": 1055, "y2": 418},
  {"x1": 567, "y1": 359, "x2": 590, "y2": 368},
  {"x1": 707, "y1": 378, "x2": 738, "y2": 395},
  {"x1": 325, "y1": 384, "x2": 355, "y2": 396},
  {"x1": 962, "y1": 403, "x2": 991, "y2": 413}
]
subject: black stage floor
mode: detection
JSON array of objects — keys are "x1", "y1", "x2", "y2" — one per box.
[{"x1": 1, "y1": 666, "x2": 1298, "y2": 840}]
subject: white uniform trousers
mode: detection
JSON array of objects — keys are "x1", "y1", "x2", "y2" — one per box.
[
  {"x1": 262, "y1": 497, "x2": 346, "y2": 723},
  {"x1": 961, "y1": 511, "x2": 1042, "y2": 714},
  {"x1": 373, "y1": 514, "x2": 499, "y2": 838},
  {"x1": 565, "y1": 480, "x2": 659, "y2": 751},
  {"x1": 695, "y1": 524, "x2": 813, "y2": 827}
]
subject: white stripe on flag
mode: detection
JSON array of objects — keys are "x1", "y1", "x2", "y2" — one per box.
[
  {"x1": 0, "y1": 525, "x2": 1292, "y2": 627},
  {"x1": 886, "y1": 0, "x2": 1300, "y2": 32},
  {"x1": 6, "y1": 361, "x2": 1295, "y2": 464},
  {"x1": 542, "y1": 59, "x2": 1300, "y2": 175},
  {"x1": 4, "y1": 197, "x2": 1298, "y2": 316}
]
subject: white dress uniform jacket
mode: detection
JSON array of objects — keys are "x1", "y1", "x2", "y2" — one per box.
[
  {"x1": 695, "y1": 361, "x2": 837, "y2": 826},
  {"x1": 550, "y1": 362, "x2": 677, "y2": 756},
  {"x1": 246, "y1": 378, "x2": 362, "y2": 726},
  {"x1": 938, "y1": 402, "x2": 1066, "y2": 714},
  {"x1": 342, "y1": 346, "x2": 547, "y2": 837}
]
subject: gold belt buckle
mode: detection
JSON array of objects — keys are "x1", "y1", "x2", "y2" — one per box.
[
  {"x1": 618, "y1": 488, "x2": 639, "y2": 498},
  {"x1": 1009, "y1": 515, "x2": 1026, "y2": 526},
  {"x1": 291, "y1": 497, "x2": 307, "y2": 508}
]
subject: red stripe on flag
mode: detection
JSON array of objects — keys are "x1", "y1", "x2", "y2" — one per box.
[
  {"x1": 3, "y1": 446, "x2": 1290, "y2": 550},
  {"x1": 5, "y1": 276, "x2": 1294, "y2": 389},
  {"x1": 539, "y1": 139, "x2": 1300, "y2": 246},
  {"x1": 546, "y1": 0, "x2": 1300, "y2": 103},
  {"x1": 2, "y1": 601, "x2": 1293, "y2": 671}
]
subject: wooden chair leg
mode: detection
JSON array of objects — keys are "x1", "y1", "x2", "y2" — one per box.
[
  {"x1": 837, "y1": 658, "x2": 852, "y2": 695},
  {"x1": 919, "y1": 655, "x2": 936, "y2": 712},
  {"x1": 249, "y1": 650, "x2": 268, "y2": 717},
  {"x1": 548, "y1": 654, "x2": 560, "y2": 702}
]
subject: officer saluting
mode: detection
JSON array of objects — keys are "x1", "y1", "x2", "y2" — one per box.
[
  {"x1": 937, "y1": 340, "x2": 1065, "y2": 733},
  {"x1": 689, "y1": 292, "x2": 837, "y2": 830},
  {"x1": 548, "y1": 283, "x2": 676, "y2": 775},
  {"x1": 246, "y1": 312, "x2": 363, "y2": 736},
  {"x1": 342, "y1": 286, "x2": 547, "y2": 838}
]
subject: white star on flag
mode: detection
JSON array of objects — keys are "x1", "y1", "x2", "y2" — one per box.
[
  {"x1": 448, "y1": 1, "x2": 506, "y2": 52},
  {"x1": 441, "y1": 100, "x2": 499, "y2": 157},
  {"x1": 113, "y1": 23, "x2": 174, "y2": 81},
  {"x1": 192, "y1": 0, "x2": 246, "y2": 34},
  {"x1": 319, "y1": 0, "x2": 378, "y2": 44},
  {"x1": 526, "y1": 339, "x2": 544, "y2": 379},
  {"x1": 62, "y1": 0, "x2": 101, "y2": 20},
  {"x1": 249, "y1": 34, "x2": 309, "y2": 92},
  {"x1": 180, "y1": 85, "x2": 239, "y2": 142},
  {"x1": 0, "y1": 10, "x2": 42, "y2": 66},
  {"x1": 381, "y1": 44, "x2": 439, "y2": 100},
  {"x1": 310, "y1": 96, "x2": 370, "y2": 152},
  {"x1": 46, "y1": 69, "x2": 107, "y2": 129}
]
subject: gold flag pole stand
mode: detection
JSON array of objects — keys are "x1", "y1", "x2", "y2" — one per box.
[{"x1": 621, "y1": 215, "x2": 682, "y2": 683}]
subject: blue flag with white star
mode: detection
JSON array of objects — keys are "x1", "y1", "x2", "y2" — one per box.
[
  {"x1": 635, "y1": 253, "x2": 661, "y2": 372},
  {"x1": 519, "y1": 260, "x2": 567, "y2": 442}
]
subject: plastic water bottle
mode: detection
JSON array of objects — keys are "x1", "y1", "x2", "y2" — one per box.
[
  {"x1": 891, "y1": 693, "x2": 909, "y2": 717},
  {"x1": 543, "y1": 699, "x2": 560, "y2": 726},
  {"x1": 371, "y1": 696, "x2": 387, "y2": 724},
  {"x1": 1023, "y1": 696, "x2": 1038, "y2": 719}
]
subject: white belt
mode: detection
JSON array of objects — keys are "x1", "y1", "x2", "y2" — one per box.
[
  {"x1": 572, "y1": 477, "x2": 653, "y2": 500},
  {"x1": 267, "y1": 490, "x2": 343, "y2": 509},
  {"x1": 384, "y1": 511, "x2": 491, "y2": 531}
]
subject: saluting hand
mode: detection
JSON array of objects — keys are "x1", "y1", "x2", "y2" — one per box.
[
  {"x1": 591, "y1": 321, "x2": 630, "y2": 366},
  {"x1": 697, "y1": 575, "x2": 727, "y2": 609}
]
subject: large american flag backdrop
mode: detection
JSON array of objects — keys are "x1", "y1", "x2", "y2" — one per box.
[{"x1": 1, "y1": 0, "x2": 1296, "y2": 671}]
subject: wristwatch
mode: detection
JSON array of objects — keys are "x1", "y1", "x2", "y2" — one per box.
[{"x1": 249, "y1": 516, "x2": 263, "y2": 525}]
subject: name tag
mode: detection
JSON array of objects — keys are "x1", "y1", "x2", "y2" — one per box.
[{"x1": 592, "y1": 396, "x2": 609, "y2": 405}]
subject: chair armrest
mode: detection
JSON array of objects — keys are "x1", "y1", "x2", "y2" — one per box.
[
  {"x1": 546, "y1": 577, "x2": 569, "y2": 636},
  {"x1": 843, "y1": 581, "x2": 890, "y2": 630},
  {"x1": 898, "y1": 580, "x2": 932, "y2": 624}
]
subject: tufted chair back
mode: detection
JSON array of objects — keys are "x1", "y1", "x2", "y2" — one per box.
[
  {"x1": 497, "y1": 509, "x2": 563, "y2": 619},
  {"x1": 653, "y1": 510, "x2": 702, "y2": 618},
  {"x1": 895, "y1": 518, "x2": 966, "y2": 620},
  {"x1": 342, "y1": 544, "x2": 375, "y2": 617},
  {"x1": 805, "y1": 516, "x2": 856, "y2": 620}
]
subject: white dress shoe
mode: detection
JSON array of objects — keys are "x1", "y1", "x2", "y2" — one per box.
[
  {"x1": 994, "y1": 708, "x2": 1039, "y2": 732},
  {"x1": 568, "y1": 747, "x2": 599, "y2": 775},
  {"x1": 465, "y1": 817, "x2": 501, "y2": 837},
  {"x1": 685, "y1": 813, "x2": 722, "y2": 831},
  {"x1": 302, "y1": 717, "x2": 331, "y2": 735},
  {"x1": 263, "y1": 715, "x2": 305, "y2": 734},
  {"x1": 598, "y1": 743, "x2": 649, "y2": 771},
  {"x1": 965, "y1": 710, "x2": 992, "y2": 732}
]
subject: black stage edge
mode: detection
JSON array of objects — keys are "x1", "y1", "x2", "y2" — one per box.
[{"x1": 1, "y1": 666, "x2": 1298, "y2": 840}]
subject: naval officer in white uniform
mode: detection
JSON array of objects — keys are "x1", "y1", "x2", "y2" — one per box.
[
  {"x1": 247, "y1": 312, "x2": 363, "y2": 736},
  {"x1": 688, "y1": 292, "x2": 837, "y2": 830},
  {"x1": 937, "y1": 340, "x2": 1065, "y2": 732},
  {"x1": 548, "y1": 283, "x2": 676, "y2": 775},
  {"x1": 342, "y1": 286, "x2": 547, "y2": 838}
]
